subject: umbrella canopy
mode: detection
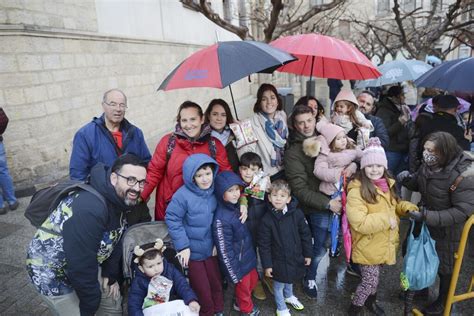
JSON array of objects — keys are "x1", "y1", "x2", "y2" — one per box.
[
  {"x1": 356, "y1": 59, "x2": 432, "y2": 88},
  {"x1": 270, "y1": 33, "x2": 381, "y2": 80},
  {"x1": 158, "y1": 40, "x2": 296, "y2": 91},
  {"x1": 414, "y1": 57, "x2": 474, "y2": 93},
  {"x1": 330, "y1": 213, "x2": 340, "y2": 257}
]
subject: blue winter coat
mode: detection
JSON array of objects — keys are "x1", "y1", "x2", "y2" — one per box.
[
  {"x1": 165, "y1": 154, "x2": 219, "y2": 261},
  {"x1": 70, "y1": 115, "x2": 151, "y2": 180},
  {"x1": 366, "y1": 114, "x2": 389, "y2": 149},
  {"x1": 128, "y1": 259, "x2": 198, "y2": 316},
  {"x1": 212, "y1": 171, "x2": 257, "y2": 284}
]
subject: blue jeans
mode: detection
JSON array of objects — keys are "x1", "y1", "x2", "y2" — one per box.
[
  {"x1": 273, "y1": 281, "x2": 293, "y2": 311},
  {"x1": 386, "y1": 151, "x2": 408, "y2": 177},
  {"x1": 305, "y1": 211, "x2": 331, "y2": 281},
  {"x1": 0, "y1": 142, "x2": 16, "y2": 207}
]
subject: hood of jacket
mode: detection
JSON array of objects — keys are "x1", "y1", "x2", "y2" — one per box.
[
  {"x1": 89, "y1": 162, "x2": 129, "y2": 214},
  {"x1": 182, "y1": 153, "x2": 219, "y2": 196},
  {"x1": 215, "y1": 171, "x2": 246, "y2": 210}
]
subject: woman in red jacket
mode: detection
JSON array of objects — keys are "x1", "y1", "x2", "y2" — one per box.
[{"x1": 142, "y1": 101, "x2": 232, "y2": 220}]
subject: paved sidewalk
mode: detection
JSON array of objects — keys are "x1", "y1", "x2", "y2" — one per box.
[{"x1": 1, "y1": 197, "x2": 473, "y2": 315}]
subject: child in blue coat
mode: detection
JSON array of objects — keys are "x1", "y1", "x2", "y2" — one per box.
[
  {"x1": 213, "y1": 171, "x2": 259, "y2": 316},
  {"x1": 127, "y1": 239, "x2": 200, "y2": 316},
  {"x1": 165, "y1": 153, "x2": 224, "y2": 316}
]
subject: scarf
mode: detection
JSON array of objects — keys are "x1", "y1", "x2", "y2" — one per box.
[
  {"x1": 211, "y1": 128, "x2": 231, "y2": 146},
  {"x1": 257, "y1": 111, "x2": 288, "y2": 167},
  {"x1": 372, "y1": 178, "x2": 389, "y2": 193}
]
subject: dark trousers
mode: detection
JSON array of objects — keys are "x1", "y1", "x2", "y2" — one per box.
[{"x1": 188, "y1": 256, "x2": 224, "y2": 316}]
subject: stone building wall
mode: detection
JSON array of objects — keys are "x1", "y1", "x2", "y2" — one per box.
[{"x1": 0, "y1": 1, "x2": 252, "y2": 191}]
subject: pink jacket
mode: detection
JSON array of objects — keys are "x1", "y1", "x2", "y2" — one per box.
[{"x1": 312, "y1": 136, "x2": 362, "y2": 196}]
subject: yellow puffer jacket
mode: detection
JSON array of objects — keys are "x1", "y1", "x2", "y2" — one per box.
[{"x1": 346, "y1": 179, "x2": 418, "y2": 265}]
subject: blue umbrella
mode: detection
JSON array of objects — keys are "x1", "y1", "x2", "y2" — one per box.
[
  {"x1": 414, "y1": 57, "x2": 474, "y2": 93},
  {"x1": 329, "y1": 177, "x2": 344, "y2": 257},
  {"x1": 356, "y1": 59, "x2": 432, "y2": 88}
]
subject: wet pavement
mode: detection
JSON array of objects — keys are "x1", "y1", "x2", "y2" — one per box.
[{"x1": 1, "y1": 197, "x2": 473, "y2": 315}]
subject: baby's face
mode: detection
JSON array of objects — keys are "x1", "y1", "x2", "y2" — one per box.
[
  {"x1": 335, "y1": 101, "x2": 349, "y2": 115},
  {"x1": 139, "y1": 255, "x2": 164, "y2": 278}
]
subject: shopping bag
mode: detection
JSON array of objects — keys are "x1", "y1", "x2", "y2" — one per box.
[{"x1": 400, "y1": 220, "x2": 439, "y2": 291}]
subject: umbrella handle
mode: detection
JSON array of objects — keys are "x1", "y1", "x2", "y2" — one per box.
[{"x1": 228, "y1": 85, "x2": 239, "y2": 120}]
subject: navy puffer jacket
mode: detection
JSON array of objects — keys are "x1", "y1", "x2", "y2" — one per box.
[{"x1": 213, "y1": 171, "x2": 257, "y2": 283}]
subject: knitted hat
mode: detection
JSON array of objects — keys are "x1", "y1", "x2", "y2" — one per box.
[
  {"x1": 316, "y1": 121, "x2": 345, "y2": 145},
  {"x1": 360, "y1": 137, "x2": 388, "y2": 169},
  {"x1": 332, "y1": 89, "x2": 359, "y2": 110}
]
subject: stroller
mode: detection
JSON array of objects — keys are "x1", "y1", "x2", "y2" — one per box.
[{"x1": 122, "y1": 221, "x2": 184, "y2": 284}]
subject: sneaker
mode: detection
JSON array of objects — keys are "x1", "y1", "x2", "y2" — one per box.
[
  {"x1": 346, "y1": 263, "x2": 362, "y2": 278},
  {"x1": 0, "y1": 207, "x2": 6, "y2": 215},
  {"x1": 252, "y1": 280, "x2": 267, "y2": 300},
  {"x1": 263, "y1": 275, "x2": 274, "y2": 295},
  {"x1": 8, "y1": 201, "x2": 19, "y2": 211},
  {"x1": 276, "y1": 309, "x2": 291, "y2": 316},
  {"x1": 241, "y1": 306, "x2": 260, "y2": 316},
  {"x1": 233, "y1": 302, "x2": 240, "y2": 312},
  {"x1": 214, "y1": 313, "x2": 224, "y2": 316},
  {"x1": 303, "y1": 279, "x2": 318, "y2": 299},
  {"x1": 284, "y1": 295, "x2": 304, "y2": 311}
]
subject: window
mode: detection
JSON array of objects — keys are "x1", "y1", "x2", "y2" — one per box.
[{"x1": 377, "y1": 0, "x2": 391, "y2": 15}]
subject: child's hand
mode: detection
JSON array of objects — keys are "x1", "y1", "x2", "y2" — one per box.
[
  {"x1": 389, "y1": 217, "x2": 397, "y2": 230},
  {"x1": 176, "y1": 248, "x2": 191, "y2": 268},
  {"x1": 342, "y1": 162, "x2": 357, "y2": 178},
  {"x1": 212, "y1": 246, "x2": 217, "y2": 257},
  {"x1": 265, "y1": 268, "x2": 273, "y2": 278},
  {"x1": 188, "y1": 301, "x2": 200, "y2": 313},
  {"x1": 304, "y1": 257, "x2": 311, "y2": 266},
  {"x1": 239, "y1": 205, "x2": 248, "y2": 224}
]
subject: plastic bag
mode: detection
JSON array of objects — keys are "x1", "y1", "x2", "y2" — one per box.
[{"x1": 400, "y1": 220, "x2": 439, "y2": 291}]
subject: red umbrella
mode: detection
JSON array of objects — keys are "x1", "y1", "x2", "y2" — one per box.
[{"x1": 270, "y1": 34, "x2": 381, "y2": 80}]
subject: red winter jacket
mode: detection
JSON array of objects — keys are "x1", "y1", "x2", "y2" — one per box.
[{"x1": 141, "y1": 132, "x2": 231, "y2": 220}]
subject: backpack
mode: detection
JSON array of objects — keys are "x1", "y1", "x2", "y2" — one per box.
[
  {"x1": 165, "y1": 134, "x2": 217, "y2": 163},
  {"x1": 24, "y1": 179, "x2": 106, "y2": 229}
]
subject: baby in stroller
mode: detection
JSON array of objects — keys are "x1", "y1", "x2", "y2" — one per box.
[{"x1": 124, "y1": 222, "x2": 200, "y2": 316}]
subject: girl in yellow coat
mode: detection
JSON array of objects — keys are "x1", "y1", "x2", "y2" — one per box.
[{"x1": 346, "y1": 138, "x2": 418, "y2": 315}]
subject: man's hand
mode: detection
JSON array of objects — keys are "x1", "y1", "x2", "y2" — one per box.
[
  {"x1": 176, "y1": 248, "x2": 191, "y2": 268},
  {"x1": 265, "y1": 268, "x2": 273, "y2": 278},
  {"x1": 102, "y1": 277, "x2": 120, "y2": 300},
  {"x1": 397, "y1": 170, "x2": 411, "y2": 183},
  {"x1": 239, "y1": 205, "x2": 248, "y2": 224},
  {"x1": 304, "y1": 257, "x2": 311, "y2": 266},
  {"x1": 188, "y1": 301, "x2": 200, "y2": 313},
  {"x1": 408, "y1": 211, "x2": 424, "y2": 222},
  {"x1": 329, "y1": 198, "x2": 342, "y2": 215}
]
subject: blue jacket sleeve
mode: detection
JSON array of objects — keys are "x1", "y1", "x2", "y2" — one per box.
[
  {"x1": 165, "y1": 192, "x2": 190, "y2": 252},
  {"x1": 135, "y1": 128, "x2": 151, "y2": 165},
  {"x1": 127, "y1": 276, "x2": 147, "y2": 316},
  {"x1": 166, "y1": 263, "x2": 198, "y2": 305},
  {"x1": 70, "y1": 130, "x2": 92, "y2": 181},
  {"x1": 213, "y1": 218, "x2": 241, "y2": 283},
  {"x1": 370, "y1": 116, "x2": 390, "y2": 149},
  {"x1": 62, "y1": 193, "x2": 107, "y2": 315}
]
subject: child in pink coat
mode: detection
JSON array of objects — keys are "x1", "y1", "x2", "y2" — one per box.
[{"x1": 303, "y1": 121, "x2": 362, "y2": 197}]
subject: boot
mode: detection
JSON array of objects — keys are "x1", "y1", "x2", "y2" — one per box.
[
  {"x1": 252, "y1": 280, "x2": 266, "y2": 300},
  {"x1": 347, "y1": 304, "x2": 364, "y2": 316},
  {"x1": 423, "y1": 274, "x2": 451, "y2": 316},
  {"x1": 365, "y1": 294, "x2": 385, "y2": 315}
]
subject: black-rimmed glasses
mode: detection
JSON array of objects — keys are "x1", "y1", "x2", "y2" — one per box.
[{"x1": 115, "y1": 172, "x2": 146, "y2": 188}]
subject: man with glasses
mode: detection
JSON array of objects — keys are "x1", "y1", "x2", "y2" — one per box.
[
  {"x1": 357, "y1": 91, "x2": 389, "y2": 149},
  {"x1": 69, "y1": 89, "x2": 151, "y2": 181},
  {"x1": 27, "y1": 154, "x2": 147, "y2": 316}
]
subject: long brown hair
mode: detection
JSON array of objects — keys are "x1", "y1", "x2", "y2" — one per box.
[{"x1": 354, "y1": 169, "x2": 399, "y2": 204}]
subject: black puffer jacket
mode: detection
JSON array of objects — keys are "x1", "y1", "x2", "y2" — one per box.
[
  {"x1": 375, "y1": 97, "x2": 410, "y2": 153},
  {"x1": 258, "y1": 200, "x2": 313, "y2": 283},
  {"x1": 245, "y1": 195, "x2": 267, "y2": 249},
  {"x1": 284, "y1": 130, "x2": 330, "y2": 215},
  {"x1": 403, "y1": 152, "x2": 474, "y2": 274}
]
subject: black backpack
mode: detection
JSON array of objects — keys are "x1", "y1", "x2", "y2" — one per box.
[{"x1": 25, "y1": 180, "x2": 106, "y2": 229}]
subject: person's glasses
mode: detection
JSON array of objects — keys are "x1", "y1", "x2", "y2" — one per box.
[
  {"x1": 104, "y1": 101, "x2": 128, "y2": 109},
  {"x1": 115, "y1": 172, "x2": 146, "y2": 188}
]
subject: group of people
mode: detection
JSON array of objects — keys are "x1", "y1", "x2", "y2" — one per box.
[{"x1": 24, "y1": 84, "x2": 474, "y2": 316}]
